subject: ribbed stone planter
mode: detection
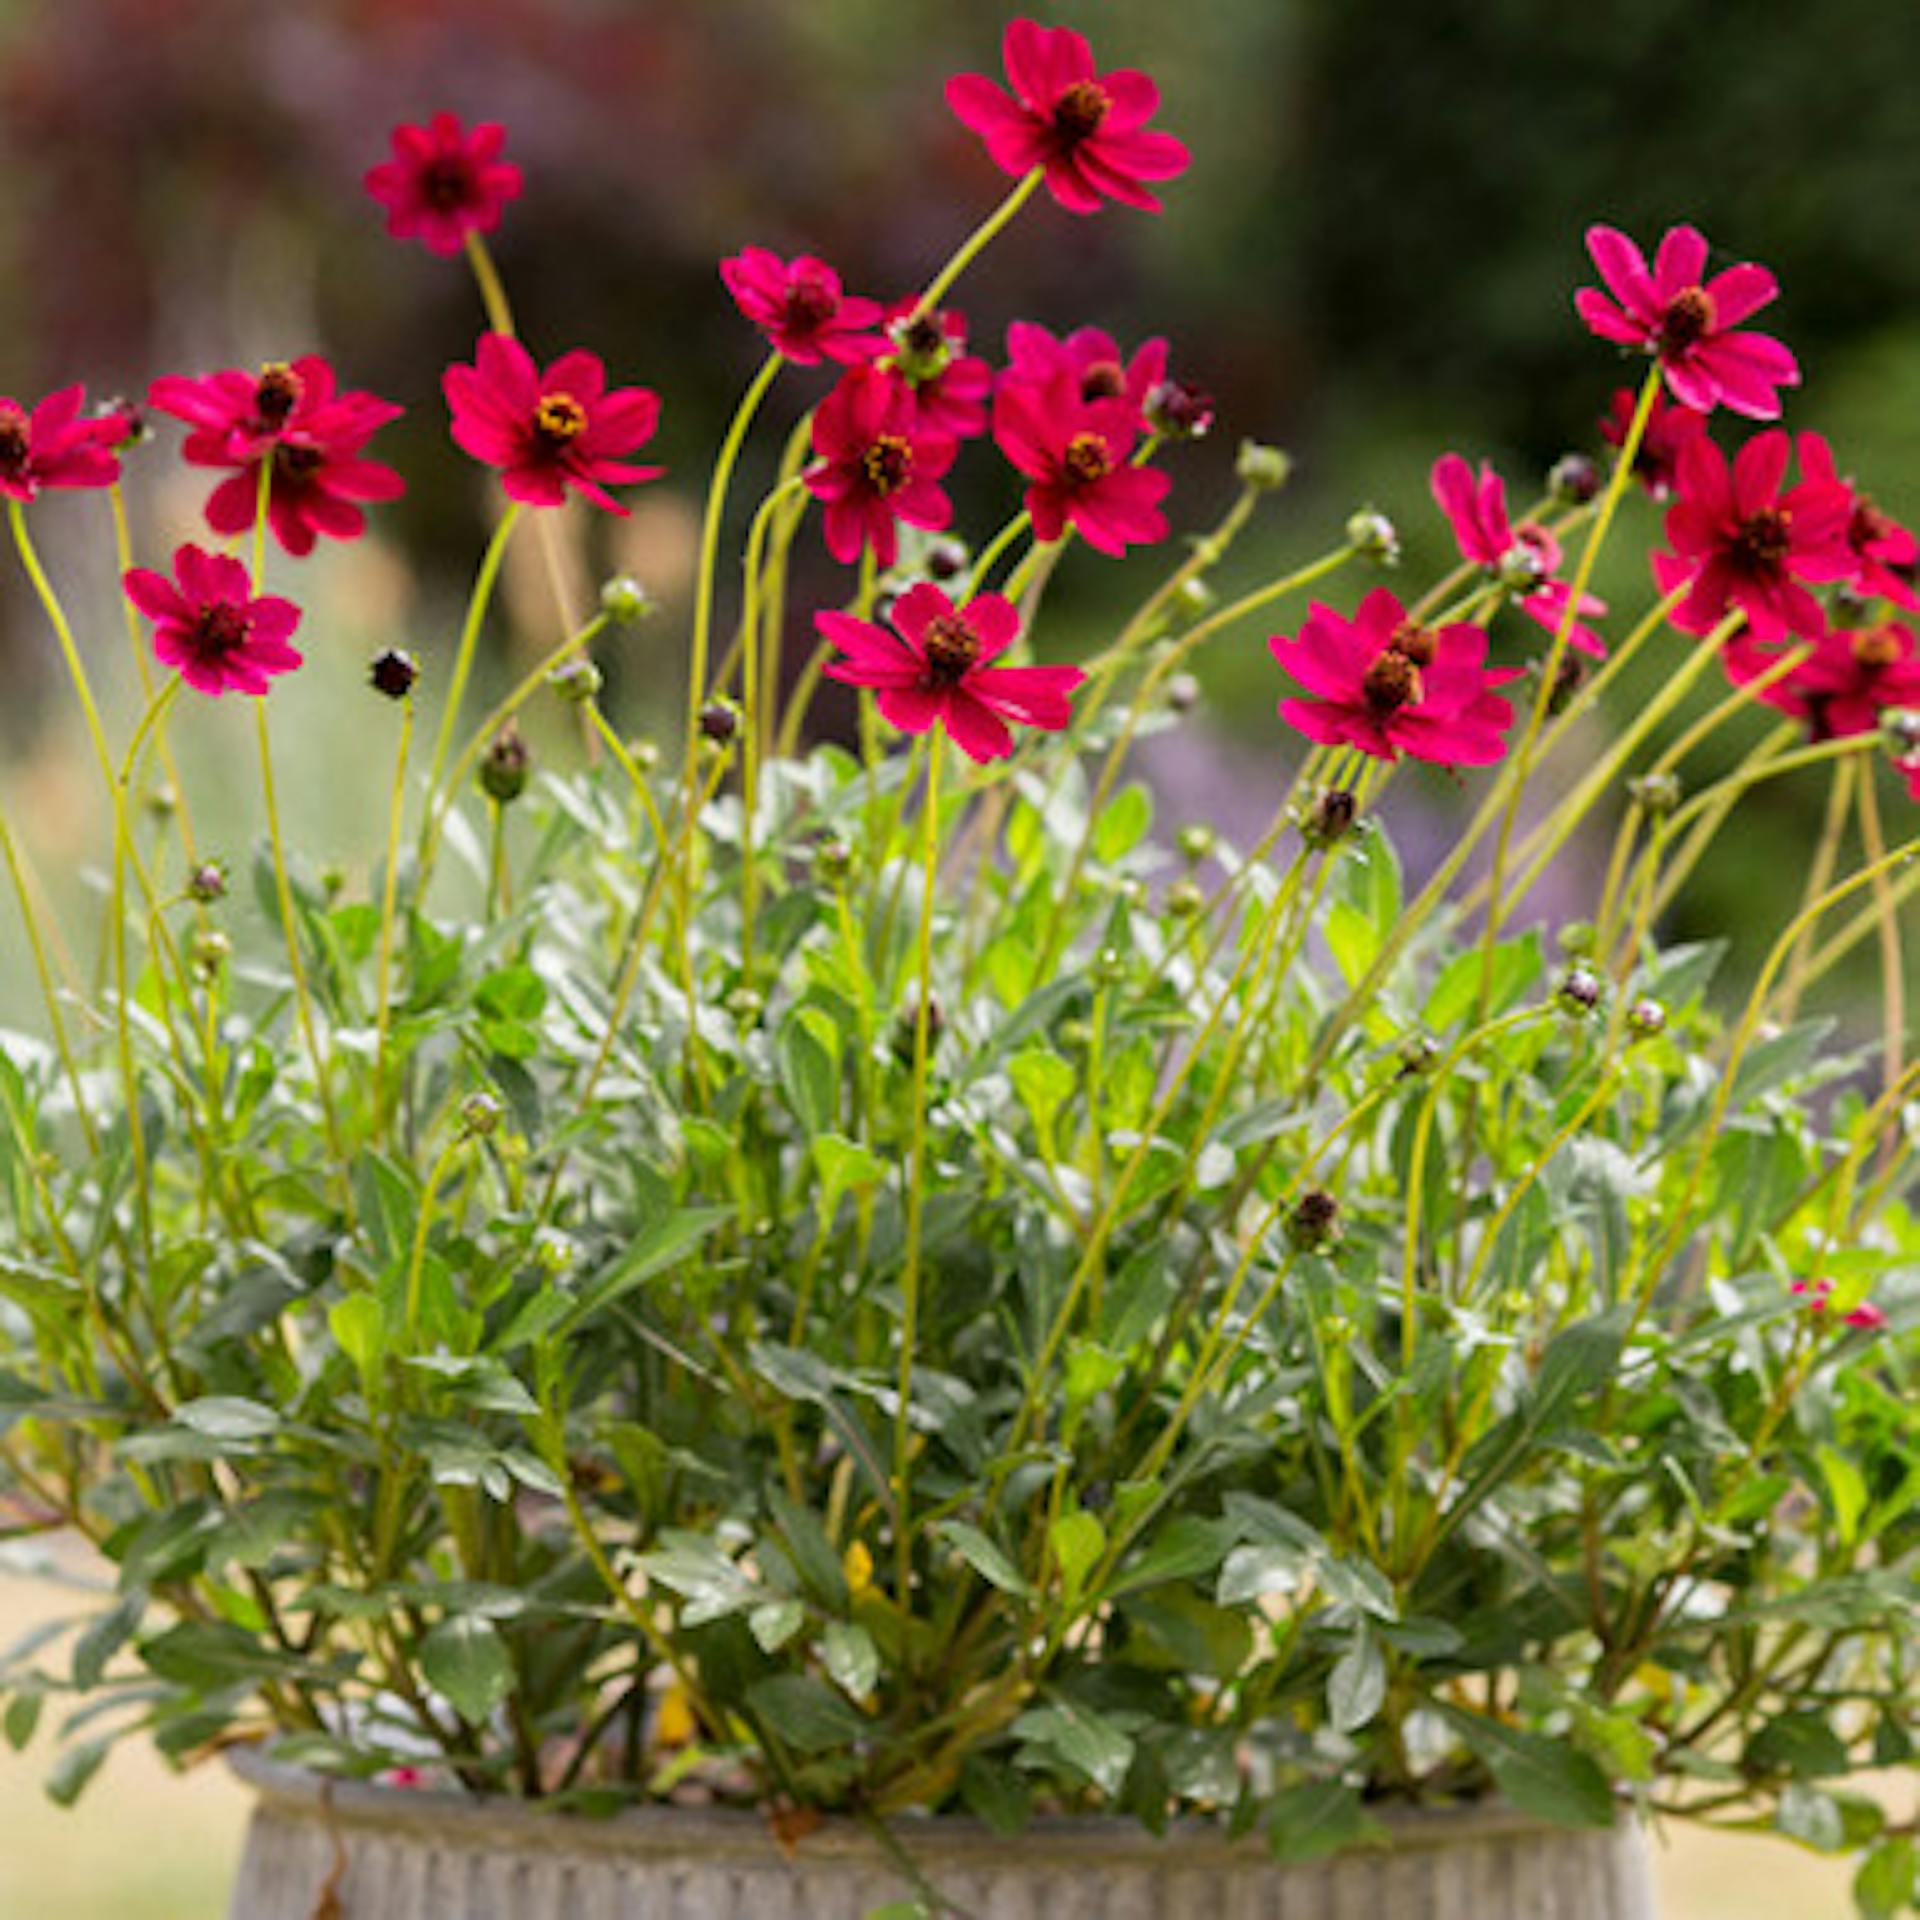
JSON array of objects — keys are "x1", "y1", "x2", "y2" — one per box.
[{"x1": 225, "y1": 1750, "x2": 1658, "y2": 1919}]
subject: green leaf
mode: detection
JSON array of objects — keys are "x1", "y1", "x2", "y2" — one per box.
[
  {"x1": 1323, "y1": 899, "x2": 1378, "y2": 987},
  {"x1": 1776, "y1": 1782, "x2": 1845, "y2": 1853},
  {"x1": 46, "y1": 1737, "x2": 111, "y2": 1807},
  {"x1": 1012, "y1": 1698, "x2": 1134, "y2": 1796},
  {"x1": 1092, "y1": 783, "x2": 1153, "y2": 864},
  {"x1": 1439, "y1": 1707, "x2": 1616, "y2": 1828},
  {"x1": 421, "y1": 1616, "x2": 514, "y2": 1726},
  {"x1": 960, "y1": 1753, "x2": 1032, "y2": 1834},
  {"x1": 747, "y1": 1674, "x2": 864, "y2": 1753},
  {"x1": 1049, "y1": 1509, "x2": 1105, "y2": 1601},
  {"x1": 933, "y1": 1521, "x2": 1031, "y2": 1598},
  {"x1": 768, "y1": 1491, "x2": 850, "y2": 1613},
  {"x1": 4, "y1": 1689, "x2": 43, "y2": 1751},
  {"x1": 172, "y1": 1396, "x2": 280, "y2": 1446},
  {"x1": 329, "y1": 1293, "x2": 385, "y2": 1378},
  {"x1": 555, "y1": 1207, "x2": 732, "y2": 1332},
  {"x1": 72, "y1": 1592, "x2": 144, "y2": 1691},
  {"x1": 811, "y1": 1133, "x2": 886, "y2": 1219},
  {"x1": 1744, "y1": 1710, "x2": 1850, "y2": 1781},
  {"x1": 1855, "y1": 1837, "x2": 1918, "y2": 1919},
  {"x1": 822, "y1": 1622, "x2": 879, "y2": 1700},
  {"x1": 749, "y1": 1599, "x2": 806, "y2": 1654},
  {"x1": 1425, "y1": 933, "x2": 1543, "y2": 1030},
  {"x1": 778, "y1": 1007, "x2": 842, "y2": 1137},
  {"x1": 1327, "y1": 1624, "x2": 1386, "y2": 1733},
  {"x1": 1267, "y1": 1780, "x2": 1387, "y2": 1863},
  {"x1": 1009, "y1": 1047, "x2": 1076, "y2": 1140}
]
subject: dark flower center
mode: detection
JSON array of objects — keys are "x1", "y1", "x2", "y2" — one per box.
[
  {"x1": 862, "y1": 433, "x2": 914, "y2": 495},
  {"x1": 1052, "y1": 80, "x2": 1112, "y2": 146},
  {"x1": 192, "y1": 601, "x2": 250, "y2": 659},
  {"x1": 419, "y1": 155, "x2": 477, "y2": 211},
  {"x1": 1852, "y1": 626, "x2": 1902, "y2": 672},
  {"x1": 534, "y1": 392, "x2": 589, "y2": 447},
  {"x1": 0, "y1": 403, "x2": 29, "y2": 474},
  {"x1": 1658, "y1": 286, "x2": 1716, "y2": 356},
  {"x1": 1851, "y1": 499, "x2": 1895, "y2": 553},
  {"x1": 1080, "y1": 361, "x2": 1127, "y2": 402},
  {"x1": 1730, "y1": 506, "x2": 1792, "y2": 575},
  {"x1": 893, "y1": 313, "x2": 947, "y2": 361},
  {"x1": 920, "y1": 613, "x2": 981, "y2": 687},
  {"x1": 275, "y1": 442, "x2": 323, "y2": 479},
  {"x1": 783, "y1": 276, "x2": 839, "y2": 334},
  {"x1": 254, "y1": 363, "x2": 304, "y2": 428},
  {"x1": 1362, "y1": 649, "x2": 1422, "y2": 713},
  {"x1": 1063, "y1": 431, "x2": 1113, "y2": 486},
  {"x1": 1388, "y1": 620, "x2": 1437, "y2": 667}
]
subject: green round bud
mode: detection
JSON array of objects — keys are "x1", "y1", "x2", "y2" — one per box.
[
  {"x1": 479, "y1": 726, "x2": 531, "y2": 804},
  {"x1": 459, "y1": 1091, "x2": 504, "y2": 1138},
  {"x1": 1236, "y1": 440, "x2": 1293, "y2": 493},
  {"x1": 600, "y1": 575, "x2": 657, "y2": 625},
  {"x1": 1167, "y1": 878, "x2": 1205, "y2": 918},
  {"x1": 191, "y1": 929, "x2": 231, "y2": 979},
  {"x1": 1345, "y1": 507, "x2": 1400, "y2": 565},
  {"x1": 726, "y1": 986, "x2": 765, "y2": 1026},
  {"x1": 1176, "y1": 824, "x2": 1216, "y2": 865},
  {"x1": 1628, "y1": 771, "x2": 1682, "y2": 817},
  {"x1": 549, "y1": 657, "x2": 603, "y2": 705},
  {"x1": 1628, "y1": 997, "x2": 1668, "y2": 1039},
  {"x1": 1557, "y1": 965, "x2": 1604, "y2": 1014}
]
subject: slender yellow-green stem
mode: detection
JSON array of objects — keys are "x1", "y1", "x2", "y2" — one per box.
[
  {"x1": 372, "y1": 695, "x2": 417, "y2": 1135},
  {"x1": 912, "y1": 170, "x2": 1043, "y2": 318},
  {"x1": 1777, "y1": 756, "x2": 1857, "y2": 1022},
  {"x1": 422, "y1": 503, "x2": 523, "y2": 822},
  {"x1": 893, "y1": 729, "x2": 944, "y2": 1604},
  {"x1": 463, "y1": 231, "x2": 517, "y2": 336},
  {"x1": 960, "y1": 512, "x2": 1033, "y2": 603},
  {"x1": 1854, "y1": 769, "x2": 1907, "y2": 1119}
]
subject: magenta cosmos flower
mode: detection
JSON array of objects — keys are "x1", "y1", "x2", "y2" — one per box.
[
  {"x1": 804, "y1": 365, "x2": 956, "y2": 567},
  {"x1": 445, "y1": 334, "x2": 663, "y2": 514},
  {"x1": 819, "y1": 582, "x2": 1082, "y2": 763},
  {"x1": 1576, "y1": 224, "x2": 1799, "y2": 420},
  {"x1": 1732, "y1": 620, "x2": 1920, "y2": 742},
  {"x1": 946, "y1": 18, "x2": 1189, "y2": 215},
  {"x1": 124, "y1": 544, "x2": 303, "y2": 698},
  {"x1": 0, "y1": 385, "x2": 122, "y2": 503},
  {"x1": 1271, "y1": 589, "x2": 1519, "y2": 767},
  {"x1": 1653, "y1": 432, "x2": 1854, "y2": 645},
  {"x1": 721, "y1": 249, "x2": 885, "y2": 366},
  {"x1": 148, "y1": 356, "x2": 405, "y2": 558},
  {"x1": 365, "y1": 113, "x2": 522, "y2": 258},
  {"x1": 1798, "y1": 434, "x2": 1919, "y2": 611},
  {"x1": 1430, "y1": 453, "x2": 1608, "y2": 657},
  {"x1": 1004, "y1": 321, "x2": 1169, "y2": 427},
  {"x1": 993, "y1": 373, "x2": 1169, "y2": 556},
  {"x1": 1600, "y1": 386, "x2": 1708, "y2": 501},
  {"x1": 882, "y1": 303, "x2": 994, "y2": 440}
]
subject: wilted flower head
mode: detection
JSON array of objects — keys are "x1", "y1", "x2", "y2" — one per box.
[
  {"x1": 364, "y1": 113, "x2": 523, "y2": 258},
  {"x1": 946, "y1": 18, "x2": 1190, "y2": 215},
  {"x1": 123, "y1": 545, "x2": 303, "y2": 698},
  {"x1": 1576, "y1": 223, "x2": 1799, "y2": 419},
  {"x1": 818, "y1": 582, "x2": 1083, "y2": 763}
]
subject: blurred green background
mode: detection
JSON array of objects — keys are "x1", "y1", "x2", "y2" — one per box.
[{"x1": 1, "y1": 0, "x2": 1916, "y2": 1911}]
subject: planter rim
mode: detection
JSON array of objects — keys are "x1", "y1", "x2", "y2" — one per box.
[{"x1": 227, "y1": 1746, "x2": 1605, "y2": 1869}]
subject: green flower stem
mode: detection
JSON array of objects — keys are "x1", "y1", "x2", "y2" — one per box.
[
  {"x1": 1854, "y1": 767, "x2": 1907, "y2": 1118},
  {"x1": 960, "y1": 511, "x2": 1033, "y2": 603},
  {"x1": 1776, "y1": 755, "x2": 1859, "y2": 1022},
  {"x1": 403, "y1": 1137, "x2": 467, "y2": 1339},
  {"x1": 753, "y1": 410, "x2": 819, "y2": 767},
  {"x1": 421, "y1": 501, "x2": 523, "y2": 832},
  {"x1": 912, "y1": 168, "x2": 1043, "y2": 318},
  {"x1": 419, "y1": 608, "x2": 611, "y2": 879},
  {"x1": 893, "y1": 728, "x2": 943, "y2": 1605},
  {"x1": 0, "y1": 809, "x2": 99, "y2": 1152},
  {"x1": 1792, "y1": 846, "x2": 1920, "y2": 1003},
  {"x1": 372, "y1": 694, "x2": 416, "y2": 1136},
  {"x1": 463, "y1": 230, "x2": 516, "y2": 335},
  {"x1": 1624, "y1": 835, "x2": 1920, "y2": 1339}
]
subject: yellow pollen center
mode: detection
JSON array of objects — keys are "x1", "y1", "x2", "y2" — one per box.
[{"x1": 534, "y1": 393, "x2": 589, "y2": 445}]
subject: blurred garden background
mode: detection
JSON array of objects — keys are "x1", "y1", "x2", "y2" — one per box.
[{"x1": 1, "y1": 0, "x2": 1916, "y2": 1911}]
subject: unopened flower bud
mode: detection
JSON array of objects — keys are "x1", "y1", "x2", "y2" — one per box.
[
  {"x1": 1171, "y1": 576, "x2": 1217, "y2": 623},
  {"x1": 1345, "y1": 506, "x2": 1399, "y2": 565},
  {"x1": 887, "y1": 309, "x2": 954, "y2": 382},
  {"x1": 1557, "y1": 965, "x2": 1604, "y2": 1014},
  {"x1": 1397, "y1": 1032, "x2": 1442, "y2": 1077},
  {"x1": 600, "y1": 575, "x2": 657, "y2": 625},
  {"x1": 1090, "y1": 947, "x2": 1126, "y2": 987},
  {"x1": 93, "y1": 397, "x2": 148, "y2": 450},
  {"x1": 1881, "y1": 707, "x2": 1920, "y2": 760},
  {"x1": 1558, "y1": 921, "x2": 1596, "y2": 957},
  {"x1": 626, "y1": 738, "x2": 661, "y2": 773},
  {"x1": 549, "y1": 657, "x2": 603, "y2": 705},
  {"x1": 369, "y1": 648, "x2": 419, "y2": 700},
  {"x1": 924, "y1": 537, "x2": 969, "y2": 582},
  {"x1": 892, "y1": 995, "x2": 944, "y2": 1062},
  {"x1": 146, "y1": 783, "x2": 177, "y2": 820},
  {"x1": 1548, "y1": 452, "x2": 1601, "y2": 506},
  {"x1": 1176, "y1": 824, "x2": 1216, "y2": 865},
  {"x1": 1146, "y1": 378, "x2": 1216, "y2": 441},
  {"x1": 1301, "y1": 786, "x2": 1359, "y2": 848},
  {"x1": 1287, "y1": 1188, "x2": 1341, "y2": 1252},
  {"x1": 1165, "y1": 671, "x2": 1203, "y2": 713},
  {"x1": 1498, "y1": 542, "x2": 1549, "y2": 595},
  {"x1": 1236, "y1": 440, "x2": 1293, "y2": 493},
  {"x1": 1166, "y1": 878, "x2": 1205, "y2": 918},
  {"x1": 812, "y1": 835, "x2": 852, "y2": 884},
  {"x1": 534, "y1": 1228, "x2": 577, "y2": 1275},
  {"x1": 479, "y1": 725, "x2": 531, "y2": 804},
  {"x1": 191, "y1": 928, "x2": 230, "y2": 979},
  {"x1": 1627, "y1": 997, "x2": 1667, "y2": 1038},
  {"x1": 459, "y1": 1090, "x2": 504, "y2": 1138},
  {"x1": 700, "y1": 700, "x2": 739, "y2": 745},
  {"x1": 187, "y1": 860, "x2": 228, "y2": 904},
  {"x1": 319, "y1": 863, "x2": 347, "y2": 900},
  {"x1": 1058, "y1": 1016, "x2": 1094, "y2": 1050},
  {"x1": 726, "y1": 986, "x2": 764, "y2": 1025},
  {"x1": 1628, "y1": 771, "x2": 1682, "y2": 816}
]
